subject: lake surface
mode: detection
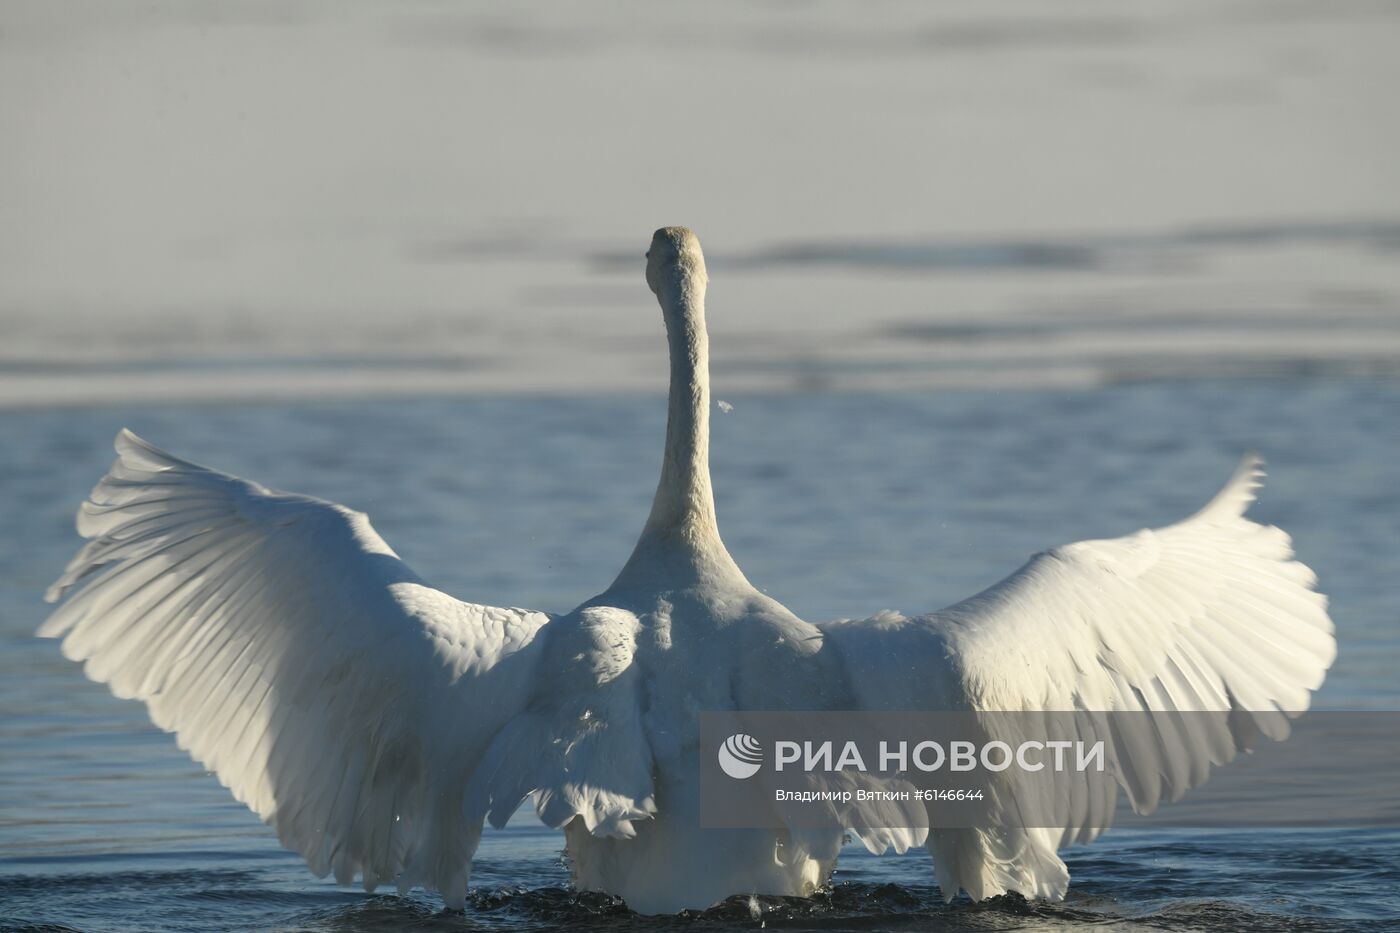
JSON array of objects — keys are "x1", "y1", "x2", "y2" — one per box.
[
  {"x1": 2, "y1": 383, "x2": 1397, "y2": 931},
  {"x1": 5, "y1": 0, "x2": 1399, "y2": 927}
]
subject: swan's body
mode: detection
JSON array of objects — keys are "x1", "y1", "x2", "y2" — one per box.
[{"x1": 42, "y1": 227, "x2": 1335, "y2": 913}]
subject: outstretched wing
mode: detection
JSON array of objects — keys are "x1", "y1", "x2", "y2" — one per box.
[
  {"x1": 821, "y1": 455, "x2": 1336, "y2": 897},
  {"x1": 41, "y1": 429, "x2": 551, "y2": 907}
]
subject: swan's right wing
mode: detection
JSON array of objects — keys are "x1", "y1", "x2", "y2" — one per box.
[
  {"x1": 821, "y1": 456, "x2": 1335, "y2": 899},
  {"x1": 41, "y1": 429, "x2": 551, "y2": 907}
]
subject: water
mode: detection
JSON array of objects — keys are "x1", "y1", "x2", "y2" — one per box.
[
  {"x1": 2, "y1": 383, "x2": 1398, "y2": 931},
  {"x1": 4, "y1": 0, "x2": 1398, "y2": 926}
]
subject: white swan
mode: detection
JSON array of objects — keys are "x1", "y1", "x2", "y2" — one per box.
[{"x1": 41, "y1": 227, "x2": 1336, "y2": 914}]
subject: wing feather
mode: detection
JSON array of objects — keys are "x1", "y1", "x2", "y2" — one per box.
[
  {"x1": 822, "y1": 455, "x2": 1336, "y2": 899},
  {"x1": 41, "y1": 429, "x2": 551, "y2": 906}
]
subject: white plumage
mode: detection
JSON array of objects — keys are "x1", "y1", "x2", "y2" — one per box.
[{"x1": 42, "y1": 226, "x2": 1335, "y2": 913}]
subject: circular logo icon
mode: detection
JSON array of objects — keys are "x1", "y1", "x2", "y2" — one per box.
[{"x1": 717, "y1": 733, "x2": 763, "y2": 780}]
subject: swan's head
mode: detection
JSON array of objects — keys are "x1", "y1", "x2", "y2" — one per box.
[{"x1": 646, "y1": 226, "x2": 708, "y2": 297}]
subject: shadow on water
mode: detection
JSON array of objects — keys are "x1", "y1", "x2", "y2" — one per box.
[
  {"x1": 273, "y1": 882, "x2": 1400, "y2": 933},
  {"x1": 5, "y1": 835, "x2": 1400, "y2": 932}
]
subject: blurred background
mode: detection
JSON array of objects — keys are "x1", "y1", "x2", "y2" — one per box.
[
  {"x1": 3, "y1": 3, "x2": 1398, "y2": 931},
  {"x1": 2, "y1": 0, "x2": 1397, "y2": 401}
]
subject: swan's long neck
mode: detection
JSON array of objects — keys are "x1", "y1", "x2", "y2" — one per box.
[
  {"x1": 612, "y1": 261, "x2": 746, "y2": 590},
  {"x1": 647, "y1": 274, "x2": 717, "y2": 540}
]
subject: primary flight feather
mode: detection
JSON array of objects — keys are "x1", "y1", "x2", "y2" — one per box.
[{"x1": 42, "y1": 226, "x2": 1335, "y2": 913}]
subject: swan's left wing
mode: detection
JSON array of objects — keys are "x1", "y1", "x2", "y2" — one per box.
[
  {"x1": 40, "y1": 429, "x2": 551, "y2": 907},
  {"x1": 820, "y1": 455, "x2": 1336, "y2": 898}
]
